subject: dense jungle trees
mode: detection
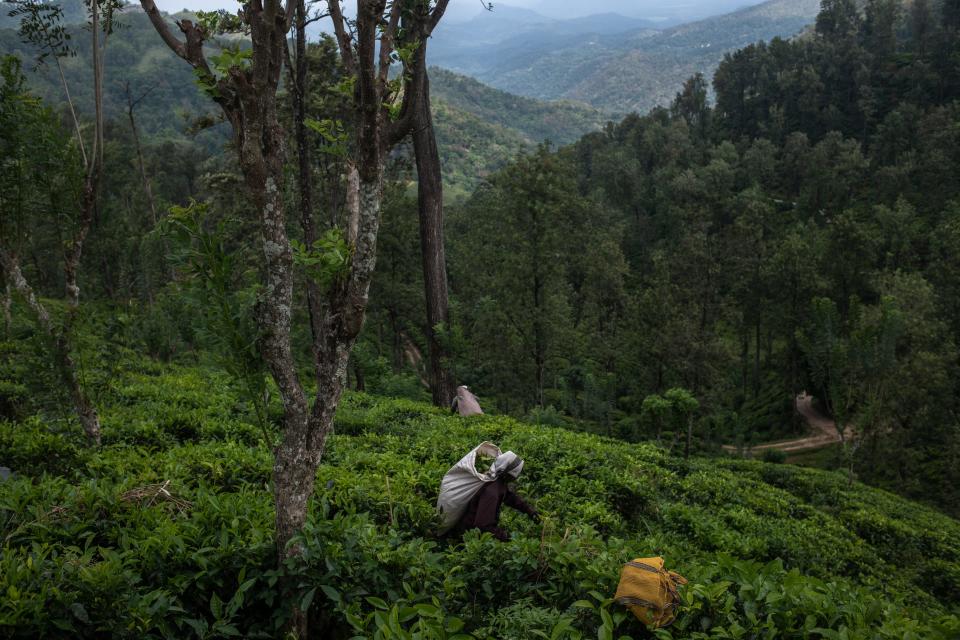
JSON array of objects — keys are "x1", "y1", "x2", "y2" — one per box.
[{"x1": 422, "y1": 0, "x2": 960, "y2": 512}]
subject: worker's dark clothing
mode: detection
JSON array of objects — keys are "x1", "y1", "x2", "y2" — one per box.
[{"x1": 453, "y1": 478, "x2": 537, "y2": 541}]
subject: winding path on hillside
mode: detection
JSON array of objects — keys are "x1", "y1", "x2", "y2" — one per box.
[{"x1": 723, "y1": 393, "x2": 851, "y2": 456}]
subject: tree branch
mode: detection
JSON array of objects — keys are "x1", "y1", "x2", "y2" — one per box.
[
  {"x1": 0, "y1": 247, "x2": 55, "y2": 335},
  {"x1": 377, "y1": 0, "x2": 401, "y2": 86},
  {"x1": 326, "y1": 0, "x2": 356, "y2": 73},
  {"x1": 139, "y1": 0, "x2": 188, "y2": 59},
  {"x1": 176, "y1": 19, "x2": 214, "y2": 76},
  {"x1": 426, "y1": 0, "x2": 451, "y2": 36}
]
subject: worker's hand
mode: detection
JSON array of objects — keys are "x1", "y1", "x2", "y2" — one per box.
[{"x1": 529, "y1": 510, "x2": 541, "y2": 524}]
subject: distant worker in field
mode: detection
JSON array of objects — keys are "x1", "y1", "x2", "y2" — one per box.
[
  {"x1": 437, "y1": 443, "x2": 540, "y2": 542},
  {"x1": 450, "y1": 384, "x2": 483, "y2": 417}
]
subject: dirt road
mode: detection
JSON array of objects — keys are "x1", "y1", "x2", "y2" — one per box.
[{"x1": 722, "y1": 393, "x2": 850, "y2": 456}]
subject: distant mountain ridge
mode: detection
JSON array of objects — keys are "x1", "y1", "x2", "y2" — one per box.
[
  {"x1": 4, "y1": 0, "x2": 820, "y2": 116},
  {"x1": 431, "y1": 0, "x2": 822, "y2": 115},
  {"x1": 428, "y1": 6, "x2": 665, "y2": 79}
]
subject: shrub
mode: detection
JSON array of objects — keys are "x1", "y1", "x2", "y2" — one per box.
[
  {"x1": 1, "y1": 357, "x2": 959, "y2": 638},
  {"x1": 760, "y1": 448, "x2": 787, "y2": 464}
]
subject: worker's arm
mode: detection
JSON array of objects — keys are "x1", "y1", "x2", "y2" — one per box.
[
  {"x1": 479, "y1": 525, "x2": 510, "y2": 541},
  {"x1": 450, "y1": 396, "x2": 459, "y2": 413},
  {"x1": 504, "y1": 487, "x2": 539, "y2": 520}
]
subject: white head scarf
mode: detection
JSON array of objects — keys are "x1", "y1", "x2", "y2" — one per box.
[{"x1": 488, "y1": 451, "x2": 524, "y2": 480}]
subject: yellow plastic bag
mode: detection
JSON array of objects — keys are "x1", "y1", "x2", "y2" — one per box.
[{"x1": 614, "y1": 557, "x2": 688, "y2": 629}]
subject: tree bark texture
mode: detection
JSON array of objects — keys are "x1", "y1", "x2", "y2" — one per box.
[
  {"x1": 285, "y1": 0, "x2": 326, "y2": 355},
  {"x1": 411, "y1": 63, "x2": 456, "y2": 408}
]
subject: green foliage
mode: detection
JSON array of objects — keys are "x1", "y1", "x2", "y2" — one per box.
[
  {"x1": 6, "y1": 0, "x2": 74, "y2": 63},
  {"x1": 209, "y1": 47, "x2": 251, "y2": 76},
  {"x1": 0, "y1": 53, "x2": 80, "y2": 237},
  {"x1": 159, "y1": 200, "x2": 268, "y2": 438},
  {"x1": 429, "y1": 68, "x2": 605, "y2": 147},
  {"x1": 304, "y1": 117, "x2": 348, "y2": 157},
  {"x1": 195, "y1": 9, "x2": 245, "y2": 35},
  {"x1": 760, "y1": 448, "x2": 787, "y2": 464},
  {"x1": 1, "y1": 338, "x2": 959, "y2": 637},
  {"x1": 798, "y1": 295, "x2": 902, "y2": 474},
  {"x1": 291, "y1": 228, "x2": 351, "y2": 290},
  {"x1": 2, "y1": 3, "x2": 960, "y2": 638}
]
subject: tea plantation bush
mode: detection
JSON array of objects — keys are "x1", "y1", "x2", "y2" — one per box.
[{"x1": 1, "y1": 359, "x2": 959, "y2": 638}]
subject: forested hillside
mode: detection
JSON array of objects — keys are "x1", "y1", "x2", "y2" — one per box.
[
  {"x1": 416, "y1": 0, "x2": 960, "y2": 515},
  {"x1": 0, "y1": 2, "x2": 604, "y2": 198},
  {"x1": 432, "y1": 0, "x2": 822, "y2": 114},
  {"x1": 2, "y1": 0, "x2": 960, "y2": 637}
]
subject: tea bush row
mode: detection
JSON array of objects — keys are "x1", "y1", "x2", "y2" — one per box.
[{"x1": 1, "y1": 360, "x2": 959, "y2": 637}]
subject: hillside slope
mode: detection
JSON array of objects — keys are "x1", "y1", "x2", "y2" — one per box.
[
  {"x1": 430, "y1": 68, "x2": 606, "y2": 197},
  {"x1": 1, "y1": 345, "x2": 958, "y2": 637},
  {"x1": 0, "y1": 8, "x2": 604, "y2": 197},
  {"x1": 437, "y1": 0, "x2": 820, "y2": 115},
  {"x1": 431, "y1": 68, "x2": 604, "y2": 147}
]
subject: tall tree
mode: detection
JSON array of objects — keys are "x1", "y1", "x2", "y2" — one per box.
[
  {"x1": 138, "y1": 0, "x2": 450, "y2": 633},
  {"x1": 451, "y1": 147, "x2": 582, "y2": 410},
  {"x1": 411, "y1": 49, "x2": 455, "y2": 408},
  {"x1": 0, "y1": 0, "x2": 117, "y2": 445},
  {"x1": 799, "y1": 296, "x2": 901, "y2": 483}
]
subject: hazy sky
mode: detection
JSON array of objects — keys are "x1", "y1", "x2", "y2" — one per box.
[{"x1": 152, "y1": 0, "x2": 760, "y2": 23}]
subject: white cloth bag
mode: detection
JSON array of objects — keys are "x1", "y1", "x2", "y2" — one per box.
[{"x1": 436, "y1": 442, "x2": 524, "y2": 532}]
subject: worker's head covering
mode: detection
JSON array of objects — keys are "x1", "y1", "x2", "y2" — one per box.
[{"x1": 489, "y1": 451, "x2": 523, "y2": 480}]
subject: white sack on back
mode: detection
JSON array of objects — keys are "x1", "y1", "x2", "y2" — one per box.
[
  {"x1": 454, "y1": 386, "x2": 484, "y2": 416},
  {"x1": 436, "y1": 442, "x2": 524, "y2": 532}
]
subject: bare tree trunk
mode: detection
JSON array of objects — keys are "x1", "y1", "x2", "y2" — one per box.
[
  {"x1": 285, "y1": 0, "x2": 326, "y2": 366},
  {"x1": 754, "y1": 318, "x2": 761, "y2": 398},
  {"x1": 740, "y1": 329, "x2": 748, "y2": 399},
  {"x1": 354, "y1": 357, "x2": 365, "y2": 391},
  {"x1": 125, "y1": 83, "x2": 158, "y2": 226},
  {"x1": 275, "y1": 172, "x2": 383, "y2": 560},
  {"x1": 2, "y1": 281, "x2": 10, "y2": 337},
  {"x1": 245, "y1": 135, "x2": 313, "y2": 638},
  {"x1": 0, "y1": 249, "x2": 100, "y2": 444},
  {"x1": 346, "y1": 163, "x2": 360, "y2": 245},
  {"x1": 411, "y1": 63, "x2": 455, "y2": 408}
]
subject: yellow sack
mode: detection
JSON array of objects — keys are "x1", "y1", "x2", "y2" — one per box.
[{"x1": 614, "y1": 557, "x2": 688, "y2": 629}]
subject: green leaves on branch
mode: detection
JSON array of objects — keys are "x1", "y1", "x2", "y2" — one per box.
[
  {"x1": 291, "y1": 228, "x2": 351, "y2": 291},
  {"x1": 7, "y1": 0, "x2": 74, "y2": 63},
  {"x1": 392, "y1": 40, "x2": 420, "y2": 68},
  {"x1": 196, "y1": 9, "x2": 245, "y2": 35},
  {"x1": 305, "y1": 117, "x2": 349, "y2": 157},
  {"x1": 334, "y1": 74, "x2": 356, "y2": 99},
  {"x1": 194, "y1": 46, "x2": 251, "y2": 98},
  {"x1": 380, "y1": 40, "x2": 420, "y2": 121},
  {"x1": 209, "y1": 46, "x2": 252, "y2": 76},
  {"x1": 344, "y1": 593, "x2": 475, "y2": 640}
]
